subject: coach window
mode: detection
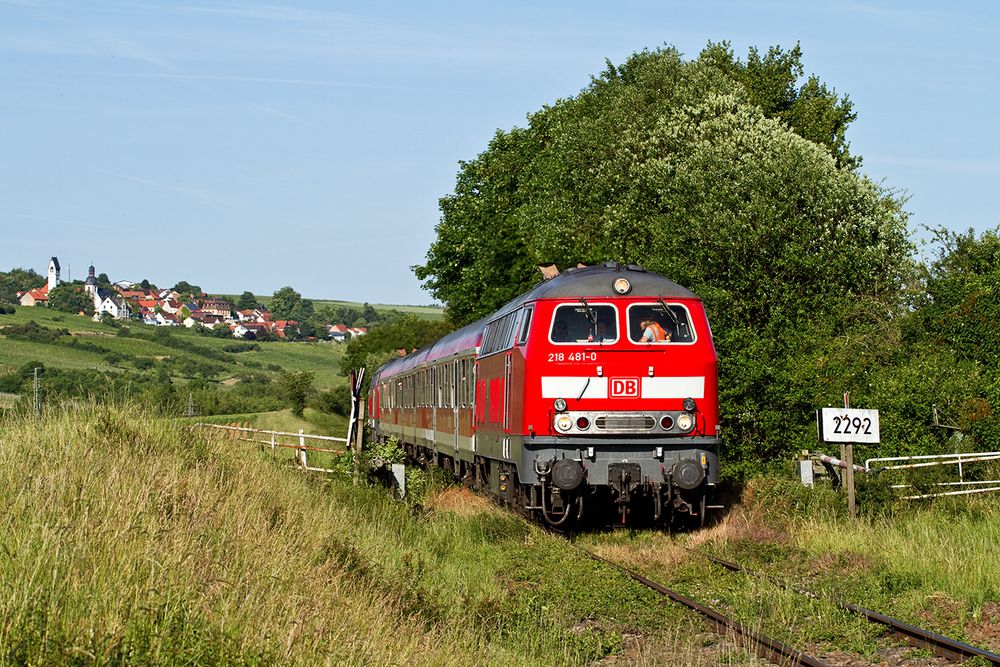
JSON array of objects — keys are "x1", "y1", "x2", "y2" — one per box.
[
  {"x1": 626, "y1": 303, "x2": 696, "y2": 344},
  {"x1": 549, "y1": 303, "x2": 618, "y2": 344}
]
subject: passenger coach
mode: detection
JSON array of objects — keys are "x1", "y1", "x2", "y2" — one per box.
[{"x1": 369, "y1": 263, "x2": 720, "y2": 526}]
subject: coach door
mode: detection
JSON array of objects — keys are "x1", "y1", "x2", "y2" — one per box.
[{"x1": 453, "y1": 359, "x2": 460, "y2": 446}]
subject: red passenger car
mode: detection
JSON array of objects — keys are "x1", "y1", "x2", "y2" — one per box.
[{"x1": 369, "y1": 263, "x2": 720, "y2": 526}]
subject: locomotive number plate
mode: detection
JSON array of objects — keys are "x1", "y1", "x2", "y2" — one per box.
[{"x1": 548, "y1": 351, "x2": 598, "y2": 363}]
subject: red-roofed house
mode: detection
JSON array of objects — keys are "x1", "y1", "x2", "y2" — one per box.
[
  {"x1": 17, "y1": 283, "x2": 50, "y2": 307},
  {"x1": 274, "y1": 320, "x2": 299, "y2": 339}
]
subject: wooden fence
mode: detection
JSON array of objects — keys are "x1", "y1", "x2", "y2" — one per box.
[{"x1": 197, "y1": 423, "x2": 350, "y2": 474}]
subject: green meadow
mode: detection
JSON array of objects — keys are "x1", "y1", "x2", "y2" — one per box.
[{"x1": 0, "y1": 306, "x2": 346, "y2": 390}]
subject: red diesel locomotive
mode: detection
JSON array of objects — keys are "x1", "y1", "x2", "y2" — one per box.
[{"x1": 368, "y1": 263, "x2": 720, "y2": 526}]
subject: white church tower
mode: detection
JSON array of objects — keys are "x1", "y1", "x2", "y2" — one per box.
[{"x1": 47, "y1": 257, "x2": 60, "y2": 291}]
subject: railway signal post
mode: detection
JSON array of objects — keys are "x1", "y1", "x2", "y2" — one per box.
[{"x1": 817, "y1": 399, "x2": 880, "y2": 519}]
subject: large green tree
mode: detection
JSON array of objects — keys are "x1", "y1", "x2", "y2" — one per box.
[
  {"x1": 236, "y1": 291, "x2": 258, "y2": 310},
  {"x1": 48, "y1": 283, "x2": 95, "y2": 316},
  {"x1": 0, "y1": 268, "x2": 42, "y2": 303},
  {"x1": 269, "y1": 286, "x2": 314, "y2": 321},
  {"x1": 341, "y1": 315, "x2": 455, "y2": 380},
  {"x1": 414, "y1": 44, "x2": 913, "y2": 473}
]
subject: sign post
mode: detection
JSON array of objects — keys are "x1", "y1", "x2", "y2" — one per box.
[{"x1": 817, "y1": 406, "x2": 880, "y2": 519}]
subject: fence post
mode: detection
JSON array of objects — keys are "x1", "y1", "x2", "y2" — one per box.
[
  {"x1": 270, "y1": 432, "x2": 276, "y2": 454},
  {"x1": 298, "y1": 428, "x2": 306, "y2": 469}
]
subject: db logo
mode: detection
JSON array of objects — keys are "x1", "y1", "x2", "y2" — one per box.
[{"x1": 610, "y1": 377, "x2": 640, "y2": 398}]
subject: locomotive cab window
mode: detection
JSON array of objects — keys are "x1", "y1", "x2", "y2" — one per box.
[
  {"x1": 549, "y1": 303, "x2": 618, "y2": 344},
  {"x1": 626, "y1": 303, "x2": 696, "y2": 344}
]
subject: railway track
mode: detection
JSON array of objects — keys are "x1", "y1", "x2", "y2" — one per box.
[
  {"x1": 574, "y1": 537, "x2": 1000, "y2": 666},
  {"x1": 578, "y1": 546, "x2": 830, "y2": 666},
  {"x1": 696, "y1": 551, "x2": 1000, "y2": 666}
]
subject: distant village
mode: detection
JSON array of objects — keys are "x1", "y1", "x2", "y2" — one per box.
[{"x1": 14, "y1": 257, "x2": 367, "y2": 342}]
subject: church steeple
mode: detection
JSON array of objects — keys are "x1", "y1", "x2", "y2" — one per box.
[{"x1": 47, "y1": 257, "x2": 60, "y2": 291}]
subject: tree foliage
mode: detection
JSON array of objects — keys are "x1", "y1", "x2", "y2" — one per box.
[
  {"x1": 414, "y1": 44, "x2": 913, "y2": 473},
  {"x1": 341, "y1": 315, "x2": 455, "y2": 380},
  {"x1": 279, "y1": 371, "x2": 314, "y2": 417},
  {"x1": 48, "y1": 283, "x2": 95, "y2": 316},
  {"x1": 237, "y1": 291, "x2": 258, "y2": 310},
  {"x1": 172, "y1": 281, "x2": 201, "y2": 297},
  {"x1": 269, "y1": 286, "x2": 314, "y2": 322},
  {"x1": 0, "y1": 268, "x2": 42, "y2": 303}
]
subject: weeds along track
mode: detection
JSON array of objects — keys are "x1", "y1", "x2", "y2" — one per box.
[
  {"x1": 695, "y1": 551, "x2": 1000, "y2": 666},
  {"x1": 573, "y1": 544, "x2": 830, "y2": 666}
]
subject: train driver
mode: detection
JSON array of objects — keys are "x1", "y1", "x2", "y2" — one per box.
[{"x1": 639, "y1": 319, "x2": 671, "y2": 343}]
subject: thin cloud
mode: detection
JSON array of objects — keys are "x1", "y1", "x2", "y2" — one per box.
[
  {"x1": 79, "y1": 70, "x2": 412, "y2": 90},
  {"x1": 869, "y1": 155, "x2": 1000, "y2": 175},
  {"x1": 98, "y1": 169, "x2": 243, "y2": 212},
  {"x1": 166, "y1": 2, "x2": 347, "y2": 23},
  {"x1": 0, "y1": 209, "x2": 113, "y2": 231}
]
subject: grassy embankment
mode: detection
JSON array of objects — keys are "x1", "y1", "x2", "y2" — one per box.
[
  {"x1": 582, "y1": 477, "x2": 1000, "y2": 663},
  {"x1": 2, "y1": 403, "x2": 770, "y2": 666}
]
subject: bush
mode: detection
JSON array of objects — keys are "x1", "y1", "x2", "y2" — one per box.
[
  {"x1": 311, "y1": 385, "x2": 353, "y2": 416},
  {"x1": 1, "y1": 321, "x2": 69, "y2": 344}
]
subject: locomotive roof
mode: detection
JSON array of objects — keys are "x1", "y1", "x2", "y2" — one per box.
[
  {"x1": 498, "y1": 263, "x2": 695, "y2": 313},
  {"x1": 373, "y1": 264, "x2": 696, "y2": 381}
]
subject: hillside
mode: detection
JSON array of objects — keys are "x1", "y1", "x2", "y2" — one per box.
[
  {"x1": 223, "y1": 294, "x2": 446, "y2": 321},
  {"x1": 0, "y1": 307, "x2": 345, "y2": 387}
]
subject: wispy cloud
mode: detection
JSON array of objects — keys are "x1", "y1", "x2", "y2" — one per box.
[
  {"x1": 78, "y1": 70, "x2": 412, "y2": 90},
  {"x1": 97, "y1": 169, "x2": 243, "y2": 212},
  {"x1": 166, "y1": 2, "x2": 347, "y2": 23},
  {"x1": 0, "y1": 209, "x2": 112, "y2": 230},
  {"x1": 868, "y1": 155, "x2": 1000, "y2": 175}
]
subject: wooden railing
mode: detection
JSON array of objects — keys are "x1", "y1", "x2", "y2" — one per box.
[{"x1": 197, "y1": 423, "x2": 349, "y2": 473}]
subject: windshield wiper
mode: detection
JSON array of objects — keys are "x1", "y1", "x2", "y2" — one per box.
[{"x1": 657, "y1": 298, "x2": 681, "y2": 329}]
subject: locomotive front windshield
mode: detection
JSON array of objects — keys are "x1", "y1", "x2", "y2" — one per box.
[
  {"x1": 550, "y1": 303, "x2": 618, "y2": 343},
  {"x1": 627, "y1": 303, "x2": 695, "y2": 343}
]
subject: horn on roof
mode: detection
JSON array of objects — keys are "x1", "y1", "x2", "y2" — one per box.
[{"x1": 538, "y1": 263, "x2": 560, "y2": 280}]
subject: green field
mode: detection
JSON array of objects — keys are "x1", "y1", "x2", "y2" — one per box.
[
  {"x1": 224, "y1": 294, "x2": 446, "y2": 321},
  {"x1": 0, "y1": 307, "x2": 346, "y2": 389}
]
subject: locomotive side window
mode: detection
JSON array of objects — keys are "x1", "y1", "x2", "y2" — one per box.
[
  {"x1": 517, "y1": 307, "x2": 533, "y2": 345},
  {"x1": 480, "y1": 310, "x2": 520, "y2": 357},
  {"x1": 626, "y1": 303, "x2": 696, "y2": 344},
  {"x1": 549, "y1": 303, "x2": 618, "y2": 344}
]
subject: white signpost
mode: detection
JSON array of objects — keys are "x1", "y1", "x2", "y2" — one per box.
[
  {"x1": 817, "y1": 408, "x2": 880, "y2": 444},
  {"x1": 817, "y1": 405, "x2": 880, "y2": 519}
]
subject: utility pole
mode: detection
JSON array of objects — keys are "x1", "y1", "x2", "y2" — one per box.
[{"x1": 33, "y1": 367, "x2": 41, "y2": 417}]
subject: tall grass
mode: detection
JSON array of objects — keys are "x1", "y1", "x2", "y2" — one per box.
[
  {"x1": 2, "y1": 403, "x2": 730, "y2": 665},
  {"x1": 0, "y1": 403, "x2": 487, "y2": 664}
]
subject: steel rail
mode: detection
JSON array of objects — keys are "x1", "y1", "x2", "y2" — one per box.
[
  {"x1": 700, "y1": 553, "x2": 1000, "y2": 666},
  {"x1": 581, "y1": 548, "x2": 829, "y2": 667}
]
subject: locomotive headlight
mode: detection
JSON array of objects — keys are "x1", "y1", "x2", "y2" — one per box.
[
  {"x1": 554, "y1": 414, "x2": 573, "y2": 432},
  {"x1": 677, "y1": 413, "x2": 694, "y2": 432},
  {"x1": 683, "y1": 397, "x2": 697, "y2": 412},
  {"x1": 553, "y1": 398, "x2": 568, "y2": 412},
  {"x1": 612, "y1": 278, "x2": 632, "y2": 295}
]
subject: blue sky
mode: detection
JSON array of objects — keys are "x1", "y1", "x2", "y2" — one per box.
[{"x1": 1, "y1": 1, "x2": 997, "y2": 304}]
